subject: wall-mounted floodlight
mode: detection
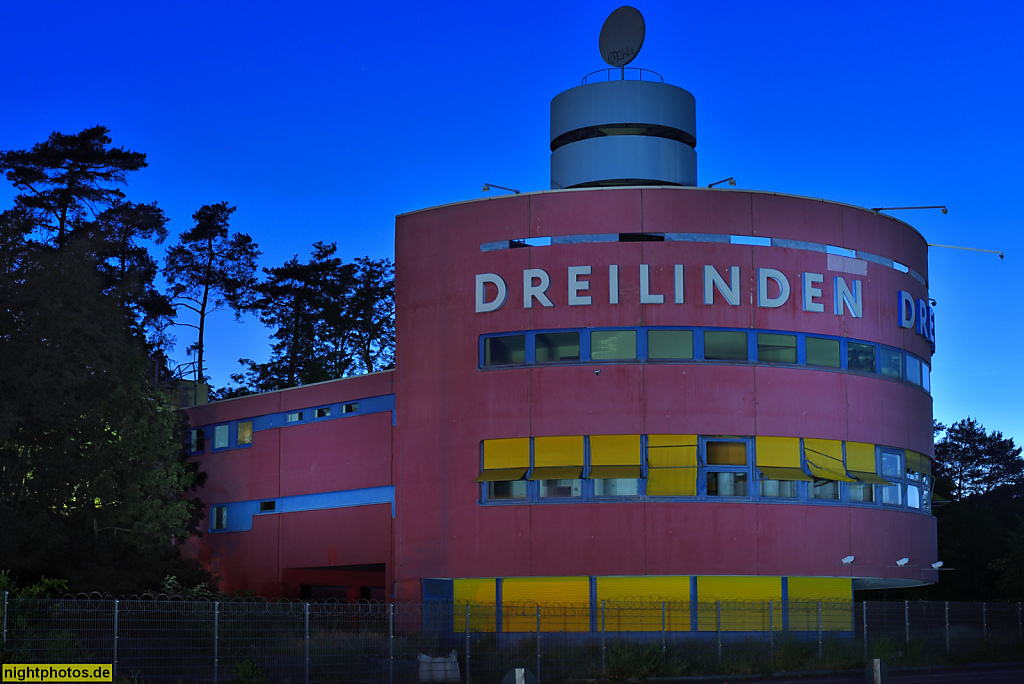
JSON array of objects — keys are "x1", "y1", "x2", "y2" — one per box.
[
  {"x1": 841, "y1": 555, "x2": 855, "y2": 565},
  {"x1": 708, "y1": 177, "x2": 736, "y2": 188},
  {"x1": 483, "y1": 183, "x2": 520, "y2": 194},
  {"x1": 896, "y1": 558, "x2": 910, "y2": 567},
  {"x1": 932, "y1": 561, "x2": 944, "y2": 569},
  {"x1": 871, "y1": 205, "x2": 948, "y2": 214},
  {"x1": 927, "y1": 243, "x2": 1004, "y2": 259}
]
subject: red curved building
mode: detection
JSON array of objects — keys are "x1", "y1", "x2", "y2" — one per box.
[{"x1": 184, "y1": 44, "x2": 937, "y2": 627}]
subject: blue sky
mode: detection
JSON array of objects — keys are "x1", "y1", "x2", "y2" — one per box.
[{"x1": 2, "y1": 1, "x2": 1021, "y2": 443}]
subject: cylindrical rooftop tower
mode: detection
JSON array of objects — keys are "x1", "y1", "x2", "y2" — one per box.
[{"x1": 550, "y1": 79, "x2": 697, "y2": 188}]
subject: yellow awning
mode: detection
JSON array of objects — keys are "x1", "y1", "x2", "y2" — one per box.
[
  {"x1": 647, "y1": 435, "x2": 698, "y2": 496},
  {"x1": 905, "y1": 450, "x2": 931, "y2": 475},
  {"x1": 845, "y1": 441, "x2": 891, "y2": 485},
  {"x1": 530, "y1": 435, "x2": 584, "y2": 480},
  {"x1": 474, "y1": 438, "x2": 529, "y2": 483},
  {"x1": 589, "y1": 435, "x2": 642, "y2": 479},
  {"x1": 804, "y1": 439, "x2": 855, "y2": 482},
  {"x1": 755, "y1": 436, "x2": 812, "y2": 481}
]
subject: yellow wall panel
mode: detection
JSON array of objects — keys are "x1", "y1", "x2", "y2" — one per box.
[
  {"x1": 501, "y1": 577, "x2": 590, "y2": 632},
  {"x1": 596, "y1": 576, "x2": 691, "y2": 632},
  {"x1": 696, "y1": 576, "x2": 782, "y2": 631},
  {"x1": 453, "y1": 578, "x2": 497, "y2": 632},
  {"x1": 787, "y1": 577, "x2": 853, "y2": 632}
]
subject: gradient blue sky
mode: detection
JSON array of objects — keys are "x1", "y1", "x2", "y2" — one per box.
[{"x1": 2, "y1": 1, "x2": 1021, "y2": 442}]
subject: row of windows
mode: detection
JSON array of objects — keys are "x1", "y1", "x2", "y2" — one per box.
[
  {"x1": 188, "y1": 399, "x2": 373, "y2": 454},
  {"x1": 481, "y1": 327, "x2": 930, "y2": 393},
  {"x1": 476, "y1": 435, "x2": 931, "y2": 513}
]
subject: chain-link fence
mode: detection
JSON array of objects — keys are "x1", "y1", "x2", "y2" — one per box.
[{"x1": 2, "y1": 594, "x2": 1022, "y2": 682}]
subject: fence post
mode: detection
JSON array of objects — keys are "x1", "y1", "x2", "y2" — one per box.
[
  {"x1": 536, "y1": 605, "x2": 541, "y2": 684},
  {"x1": 983, "y1": 602, "x2": 987, "y2": 640},
  {"x1": 904, "y1": 600, "x2": 910, "y2": 645},
  {"x1": 214, "y1": 601, "x2": 220, "y2": 684},
  {"x1": 862, "y1": 601, "x2": 868, "y2": 660},
  {"x1": 112, "y1": 599, "x2": 119, "y2": 679},
  {"x1": 465, "y1": 603, "x2": 471, "y2": 684},
  {"x1": 716, "y1": 601, "x2": 722, "y2": 665},
  {"x1": 1018, "y1": 602, "x2": 1022, "y2": 643},
  {"x1": 388, "y1": 603, "x2": 394, "y2": 684},
  {"x1": 768, "y1": 600, "x2": 774, "y2": 665},
  {"x1": 600, "y1": 600, "x2": 606, "y2": 675},
  {"x1": 817, "y1": 601, "x2": 822, "y2": 659},
  {"x1": 945, "y1": 602, "x2": 950, "y2": 655},
  {"x1": 304, "y1": 602, "x2": 310, "y2": 684},
  {"x1": 661, "y1": 601, "x2": 667, "y2": 664},
  {"x1": 2, "y1": 590, "x2": 7, "y2": 647}
]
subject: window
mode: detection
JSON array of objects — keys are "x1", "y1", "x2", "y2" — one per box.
[
  {"x1": 535, "y1": 332, "x2": 580, "y2": 362},
  {"x1": 532, "y1": 436, "x2": 584, "y2": 498},
  {"x1": 237, "y1": 421, "x2": 253, "y2": 446},
  {"x1": 757, "y1": 333, "x2": 796, "y2": 364},
  {"x1": 704, "y1": 331, "x2": 748, "y2": 361},
  {"x1": 476, "y1": 438, "x2": 530, "y2": 501},
  {"x1": 343, "y1": 403, "x2": 359, "y2": 414},
  {"x1": 488, "y1": 480, "x2": 527, "y2": 500},
  {"x1": 809, "y1": 478, "x2": 839, "y2": 500},
  {"x1": 704, "y1": 440, "x2": 748, "y2": 496},
  {"x1": 315, "y1": 407, "x2": 331, "y2": 418},
  {"x1": 906, "y1": 356, "x2": 922, "y2": 386},
  {"x1": 590, "y1": 435, "x2": 641, "y2": 497},
  {"x1": 647, "y1": 435, "x2": 699, "y2": 496},
  {"x1": 849, "y1": 482, "x2": 874, "y2": 503},
  {"x1": 287, "y1": 411, "x2": 303, "y2": 423},
  {"x1": 806, "y1": 337, "x2": 841, "y2": 368},
  {"x1": 760, "y1": 479, "x2": 799, "y2": 498},
  {"x1": 880, "y1": 348, "x2": 902, "y2": 378},
  {"x1": 905, "y1": 451, "x2": 930, "y2": 511},
  {"x1": 647, "y1": 330, "x2": 693, "y2": 359},
  {"x1": 539, "y1": 479, "x2": 581, "y2": 498},
  {"x1": 260, "y1": 500, "x2": 276, "y2": 512},
  {"x1": 591, "y1": 330, "x2": 636, "y2": 360},
  {"x1": 922, "y1": 363, "x2": 931, "y2": 393},
  {"x1": 754, "y1": 436, "x2": 810, "y2": 498},
  {"x1": 189, "y1": 428, "x2": 205, "y2": 453},
  {"x1": 213, "y1": 425, "x2": 229, "y2": 449},
  {"x1": 212, "y1": 506, "x2": 227, "y2": 530},
  {"x1": 880, "y1": 449, "x2": 903, "y2": 505},
  {"x1": 847, "y1": 341, "x2": 876, "y2": 373},
  {"x1": 484, "y1": 335, "x2": 525, "y2": 366}
]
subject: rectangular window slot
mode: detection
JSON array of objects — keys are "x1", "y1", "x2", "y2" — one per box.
[
  {"x1": 190, "y1": 429, "x2": 205, "y2": 453},
  {"x1": 212, "y1": 506, "x2": 227, "y2": 530},
  {"x1": 704, "y1": 331, "x2": 748, "y2": 361},
  {"x1": 826, "y1": 245, "x2": 858, "y2": 258},
  {"x1": 286, "y1": 411, "x2": 303, "y2": 423},
  {"x1": 237, "y1": 421, "x2": 253, "y2": 446},
  {"x1": 590, "y1": 330, "x2": 637, "y2": 360},
  {"x1": 757, "y1": 333, "x2": 797, "y2": 364},
  {"x1": 213, "y1": 425, "x2": 229, "y2": 449},
  {"x1": 619, "y1": 233, "x2": 665, "y2": 242},
  {"x1": 892, "y1": 261, "x2": 909, "y2": 273},
  {"x1": 847, "y1": 341, "x2": 876, "y2": 373},
  {"x1": 648, "y1": 330, "x2": 693, "y2": 360},
  {"x1": 535, "y1": 332, "x2": 580, "y2": 362},
  {"x1": 315, "y1": 407, "x2": 331, "y2": 418},
  {"x1": 484, "y1": 335, "x2": 526, "y2": 366},
  {"x1": 343, "y1": 403, "x2": 359, "y2": 414},
  {"x1": 510, "y1": 237, "x2": 551, "y2": 248},
  {"x1": 806, "y1": 337, "x2": 841, "y2": 368},
  {"x1": 260, "y1": 500, "x2": 276, "y2": 512},
  {"x1": 730, "y1": 235, "x2": 771, "y2": 247}
]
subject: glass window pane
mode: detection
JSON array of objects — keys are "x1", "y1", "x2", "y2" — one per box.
[
  {"x1": 591, "y1": 330, "x2": 637, "y2": 360},
  {"x1": 190, "y1": 429, "x2": 204, "y2": 453},
  {"x1": 286, "y1": 412, "x2": 303, "y2": 423},
  {"x1": 760, "y1": 479, "x2": 798, "y2": 498},
  {"x1": 707, "y1": 441, "x2": 747, "y2": 466},
  {"x1": 535, "y1": 332, "x2": 580, "y2": 363},
  {"x1": 847, "y1": 341, "x2": 876, "y2": 373},
  {"x1": 757, "y1": 333, "x2": 797, "y2": 363},
  {"x1": 539, "y1": 479, "x2": 581, "y2": 498},
  {"x1": 648, "y1": 330, "x2": 693, "y2": 359},
  {"x1": 906, "y1": 356, "x2": 922, "y2": 386},
  {"x1": 806, "y1": 337, "x2": 841, "y2": 368},
  {"x1": 922, "y1": 363, "x2": 931, "y2": 392},
  {"x1": 213, "y1": 506, "x2": 227, "y2": 529},
  {"x1": 594, "y1": 478, "x2": 639, "y2": 496},
  {"x1": 214, "y1": 425, "x2": 229, "y2": 449},
  {"x1": 237, "y1": 421, "x2": 253, "y2": 446},
  {"x1": 485, "y1": 335, "x2": 526, "y2": 366},
  {"x1": 704, "y1": 331, "x2": 748, "y2": 361},
  {"x1": 706, "y1": 472, "x2": 747, "y2": 496},
  {"x1": 488, "y1": 480, "x2": 527, "y2": 501},
  {"x1": 908, "y1": 484, "x2": 921, "y2": 509},
  {"x1": 850, "y1": 482, "x2": 874, "y2": 503},
  {"x1": 880, "y1": 348, "x2": 902, "y2": 378},
  {"x1": 881, "y1": 450, "x2": 902, "y2": 478},
  {"x1": 882, "y1": 484, "x2": 902, "y2": 506},
  {"x1": 315, "y1": 407, "x2": 331, "y2": 418},
  {"x1": 809, "y1": 479, "x2": 839, "y2": 500}
]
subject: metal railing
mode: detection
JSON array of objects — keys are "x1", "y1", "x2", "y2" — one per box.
[
  {"x1": 2, "y1": 594, "x2": 1022, "y2": 683},
  {"x1": 581, "y1": 67, "x2": 664, "y2": 85}
]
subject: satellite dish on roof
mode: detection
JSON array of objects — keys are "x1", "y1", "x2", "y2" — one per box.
[{"x1": 599, "y1": 6, "x2": 645, "y2": 67}]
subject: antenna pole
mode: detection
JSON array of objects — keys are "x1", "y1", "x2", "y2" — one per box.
[{"x1": 927, "y1": 243, "x2": 1005, "y2": 259}]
